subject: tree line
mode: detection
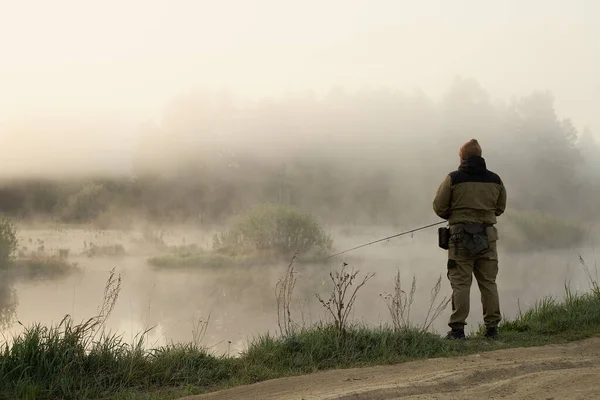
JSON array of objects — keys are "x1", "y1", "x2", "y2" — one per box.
[{"x1": 1, "y1": 77, "x2": 598, "y2": 228}]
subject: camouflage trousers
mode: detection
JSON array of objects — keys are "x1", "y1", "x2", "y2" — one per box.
[{"x1": 447, "y1": 235, "x2": 501, "y2": 330}]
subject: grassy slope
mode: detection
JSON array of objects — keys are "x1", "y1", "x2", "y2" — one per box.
[{"x1": 1, "y1": 284, "x2": 600, "y2": 400}]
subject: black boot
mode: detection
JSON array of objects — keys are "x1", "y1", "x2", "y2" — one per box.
[
  {"x1": 445, "y1": 328, "x2": 465, "y2": 340},
  {"x1": 484, "y1": 326, "x2": 498, "y2": 339}
]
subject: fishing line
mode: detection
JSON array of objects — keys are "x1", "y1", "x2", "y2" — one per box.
[{"x1": 323, "y1": 221, "x2": 446, "y2": 260}]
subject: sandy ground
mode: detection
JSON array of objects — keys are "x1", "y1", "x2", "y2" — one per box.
[{"x1": 181, "y1": 337, "x2": 600, "y2": 400}]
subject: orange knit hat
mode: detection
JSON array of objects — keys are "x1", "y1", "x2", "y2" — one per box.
[{"x1": 459, "y1": 139, "x2": 482, "y2": 160}]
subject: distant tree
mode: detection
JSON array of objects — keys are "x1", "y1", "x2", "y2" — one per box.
[
  {"x1": 503, "y1": 91, "x2": 582, "y2": 215},
  {"x1": 577, "y1": 128, "x2": 600, "y2": 174}
]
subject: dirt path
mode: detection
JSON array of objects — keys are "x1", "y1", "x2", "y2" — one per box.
[{"x1": 180, "y1": 337, "x2": 600, "y2": 400}]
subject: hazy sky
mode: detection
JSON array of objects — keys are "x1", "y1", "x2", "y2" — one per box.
[{"x1": 0, "y1": 0, "x2": 598, "y2": 141}]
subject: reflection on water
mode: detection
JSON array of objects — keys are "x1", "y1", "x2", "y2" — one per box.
[
  {"x1": 0, "y1": 278, "x2": 17, "y2": 330},
  {"x1": 1, "y1": 226, "x2": 597, "y2": 355}
]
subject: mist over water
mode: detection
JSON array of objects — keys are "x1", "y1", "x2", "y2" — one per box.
[{"x1": 4, "y1": 223, "x2": 598, "y2": 355}]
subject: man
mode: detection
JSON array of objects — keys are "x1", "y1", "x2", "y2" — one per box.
[{"x1": 433, "y1": 139, "x2": 507, "y2": 340}]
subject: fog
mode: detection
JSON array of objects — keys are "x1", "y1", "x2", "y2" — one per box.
[
  {"x1": 0, "y1": 0, "x2": 599, "y2": 352},
  {"x1": 1, "y1": 1, "x2": 600, "y2": 168}
]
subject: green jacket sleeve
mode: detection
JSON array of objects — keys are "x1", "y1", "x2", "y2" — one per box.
[
  {"x1": 433, "y1": 175, "x2": 452, "y2": 220},
  {"x1": 495, "y1": 180, "x2": 507, "y2": 216}
]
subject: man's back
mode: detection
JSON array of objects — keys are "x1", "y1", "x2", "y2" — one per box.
[{"x1": 433, "y1": 155, "x2": 506, "y2": 226}]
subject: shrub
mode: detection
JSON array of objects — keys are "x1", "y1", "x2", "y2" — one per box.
[
  {"x1": 500, "y1": 210, "x2": 586, "y2": 252},
  {"x1": 316, "y1": 262, "x2": 375, "y2": 339},
  {"x1": 213, "y1": 203, "x2": 333, "y2": 258},
  {"x1": 0, "y1": 282, "x2": 17, "y2": 329},
  {"x1": 147, "y1": 252, "x2": 235, "y2": 269},
  {"x1": 381, "y1": 271, "x2": 451, "y2": 333},
  {"x1": 14, "y1": 256, "x2": 80, "y2": 280},
  {"x1": 0, "y1": 217, "x2": 18, "y2": 268},
  {"x1": 84, "y1": 243, "x2": 127, "y2": 258}
]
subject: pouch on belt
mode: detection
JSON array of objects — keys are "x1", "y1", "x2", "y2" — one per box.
[
  {"x1": 438, "y1": 226, "x2": 450, "y2": 250},
  {"x1": 449, "y1": 223, "x2": 495, "y2": 257}
]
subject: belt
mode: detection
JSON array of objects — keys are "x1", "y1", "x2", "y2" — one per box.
[{"x1": 449, "y1": 223, "x2": 493, "y2": 234}]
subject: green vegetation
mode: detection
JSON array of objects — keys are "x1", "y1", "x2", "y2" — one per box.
[
  {"x1": 0, "y1": 217, "x2": 80, "y2": 280},
  {"x1": 2, "y1": 256, "x2": 600, "y2": 400},
  {"x1": 213, "y1": 203, "x2": 333, "y2": 258},
  {"x1": 148, "y1": 204, "x2": 334, "y2": 269},
  {"x1": 13, "y1": 256, "x2": 80, "y2": 280},
  {"x1": 0, "y1": 217, "x2": 18, "y2": 329},
  {"x1": 0, "y1": 218, "x2": 80, "y2": 331},
  {"x1": 0, "y1": 216, "x2": 18, "y2": 268},
  {"x1": 501, "y1": 209, "x2": 587, "y2": 252},
  {"x1": 0, "y1": 283, "x2": 16, "y2": 330},
  {"x1": 84, "y1": 243, "x2": 127, "y2": 258},
  {"x1": 147, "y1": 251, "x2": 235, "y2": 269},
  {"x1": 501, "y1": 255, "x2": 600, "y2": 337},
  {"x1": 146, "y1": 242, "x2": 234, "y2": 269}
]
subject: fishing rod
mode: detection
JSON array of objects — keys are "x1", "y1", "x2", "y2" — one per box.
[{"x1": 324, "y1": 221, "x2": 446, "y2": 260}]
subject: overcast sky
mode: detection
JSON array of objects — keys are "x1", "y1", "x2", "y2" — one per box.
[{"x1": 0, "y1": 0, "x2": 598, "y2": 174}]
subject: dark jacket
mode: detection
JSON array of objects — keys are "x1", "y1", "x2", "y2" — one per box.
[{"x1": 433, "y1": 156, "x2": 507, "y2": 226}]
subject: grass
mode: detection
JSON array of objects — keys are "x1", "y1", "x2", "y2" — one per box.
[
  {"x1": 147, "y1": 249, "x2": 329, "y2": 270},
  {"x1": 3, "y1": 259, "x2": 600, "y2": 400},
  {"x1": 501, "y1": 209, "x2": 586, "y2": 252},
  {"x1": 146, "y1": 245, "x2": 330, "y2": 270},
  {"x1": 147, "y1": 251, "x2": 236, "y2": 269},
  {"x1": 146, "y1": 243, "x2": 261, "y2": 269},
  {"x1": 84, "y1": 243, "x2": 127, "y2": 258},
  {"x1": 2, "y1": 308, "x2": 599, "y2": 400},
  {"x1": 501, "y1": 288, "x2": 600, "y2": 337}
]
